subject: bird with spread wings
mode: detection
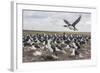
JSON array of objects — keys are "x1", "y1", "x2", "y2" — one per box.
[{"x1": 63, "y1": 15, "x2": 81, "y2": 31}]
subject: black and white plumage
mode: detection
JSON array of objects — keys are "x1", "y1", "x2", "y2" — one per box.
[
  {"x1": 63, "y1": 15, "x2": 81, "y2": 31},
  {"x1": 23, "y1": 32, "x2": 90, "y2": 60}
]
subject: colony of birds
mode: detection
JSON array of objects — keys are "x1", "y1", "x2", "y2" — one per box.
[{"x1": 23, "y1": 32, "x2": 91, "y2": 62}]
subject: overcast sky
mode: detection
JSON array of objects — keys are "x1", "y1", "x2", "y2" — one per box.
[{"x1": 23, "y1": 10, "x2": 91, "y2": 32}]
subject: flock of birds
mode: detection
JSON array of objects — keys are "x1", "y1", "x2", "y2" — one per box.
[{"x1": 23, "y1": 32, "x2": 91, "y2": 61}]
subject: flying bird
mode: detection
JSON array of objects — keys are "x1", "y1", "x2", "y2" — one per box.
[{"x1": 63, "y1": 15, "x2": 81, "y2": 31}]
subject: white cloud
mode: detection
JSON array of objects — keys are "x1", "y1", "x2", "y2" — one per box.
[{"x1": 23, "y1": 10, "x2": 91, "y2": 32}]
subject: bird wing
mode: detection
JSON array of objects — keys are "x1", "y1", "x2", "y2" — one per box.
[
  {"x1": 72, "y1": 15, "x2": 81, "y2": 27},
  {"x1": 63, "y1": 19, "x2": 71, "y2": 26}
]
